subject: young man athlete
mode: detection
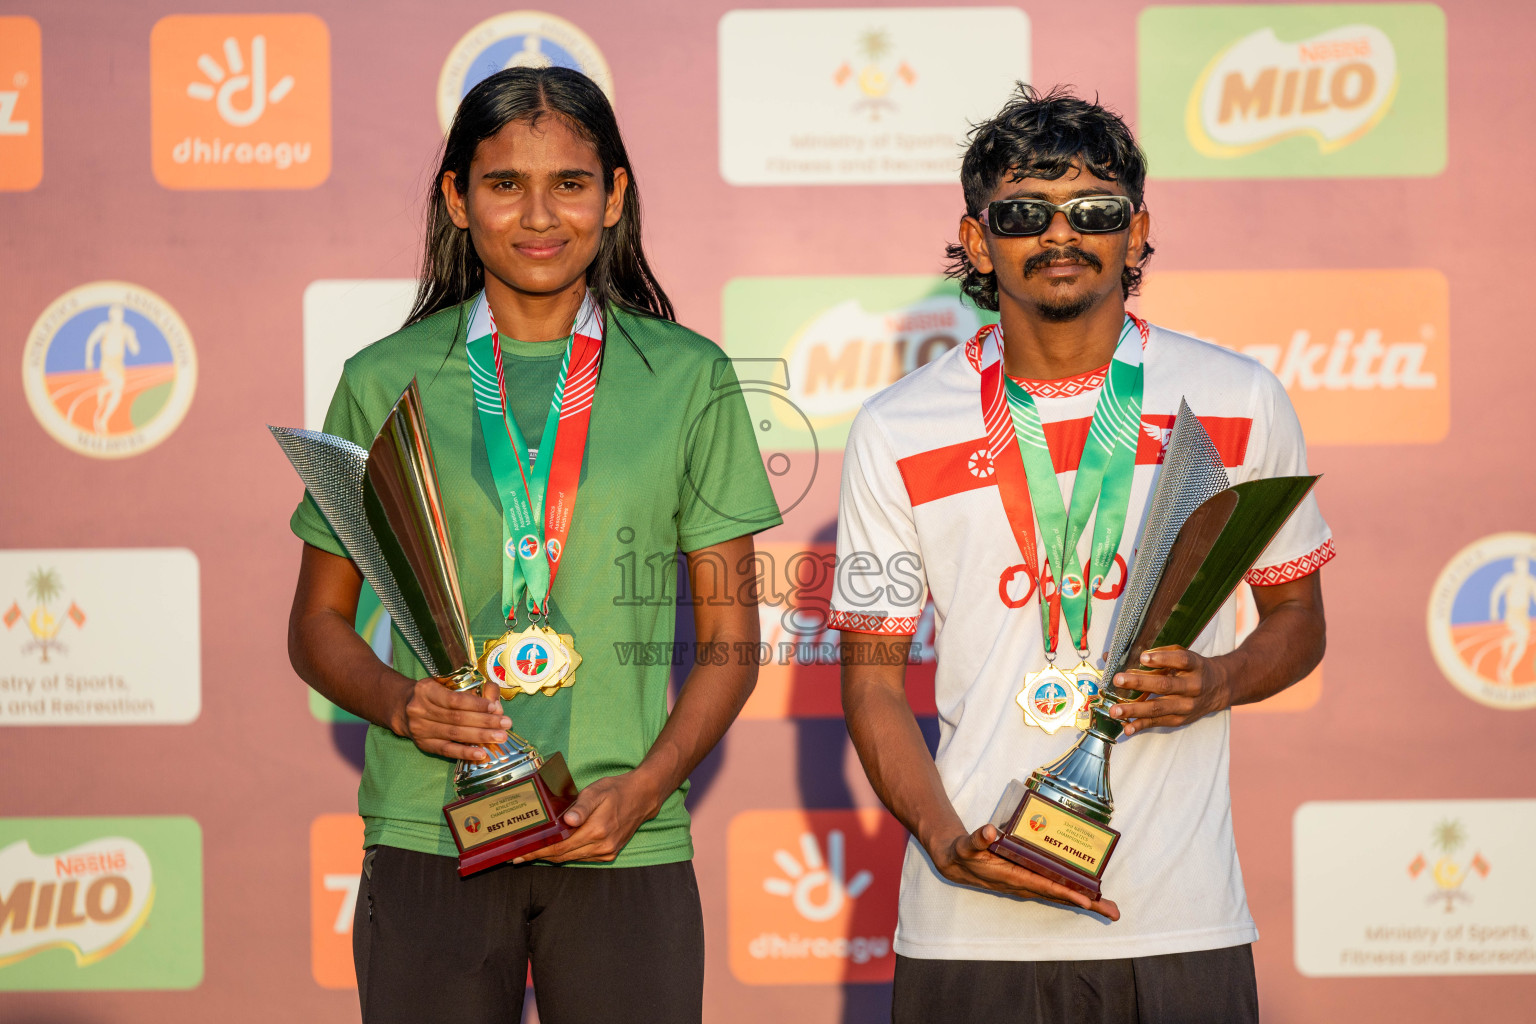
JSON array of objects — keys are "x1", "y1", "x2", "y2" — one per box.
[{"x1": 832, "y1": 86, "x2": 1332, "y2": 1023}]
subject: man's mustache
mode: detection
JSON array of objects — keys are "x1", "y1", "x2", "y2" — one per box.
[{"x1": 1022, "y1": 246, "x2": 1104, "y2": 277}]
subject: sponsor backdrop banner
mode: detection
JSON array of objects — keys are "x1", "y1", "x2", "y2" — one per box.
[{"x1": 0, "y1": 2, "x2": 1530, "y2": 1022}]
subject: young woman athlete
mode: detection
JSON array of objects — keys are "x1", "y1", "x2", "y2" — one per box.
[{"x1": 286, "y1": 67, "x2": 781, "y2": 1024}]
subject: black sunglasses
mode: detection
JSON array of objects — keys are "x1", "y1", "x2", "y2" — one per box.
[{"x1": 981, "y1": 195, "x2": 1134, "y2": 237}]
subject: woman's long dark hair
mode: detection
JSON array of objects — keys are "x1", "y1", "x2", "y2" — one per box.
[{"x1": 404, "y1": 66, "x2": 674, "y2": 329}]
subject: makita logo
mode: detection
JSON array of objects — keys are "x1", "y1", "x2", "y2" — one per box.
[
  {"x1": 1244, "y1": 328, "x2": 1436, "y2": 391},
  {"x1": 1190, "y1": 24, "x2": 1397, "y2": 156}
]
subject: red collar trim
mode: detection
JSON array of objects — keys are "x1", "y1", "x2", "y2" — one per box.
[{"x1": 1007, "y1": 363, "x2": 1110, "y2": 398}]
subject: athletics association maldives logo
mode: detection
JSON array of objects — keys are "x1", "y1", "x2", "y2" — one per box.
[
  {"x1": 437, "y1": 12, "x2": 612, "y2": 132},
  {"x1": 4, "y1": 567, "x2": 85, "y2": 664},
  {"x1": 1018, "y1": 672, "x2": 1085, "y2": 735},
  {"x1": 515, "y1": 640, "x2": 550, "y2": 681},
  {"x1": 22, "y1": 282, "x2": 197, "y2": 459},
  {"x1": 517, "y1": 535, "x2": 540, "y2": 560},
  {"x1": 1428, "y1": 533, "x2": 1536, "y2": 710}
]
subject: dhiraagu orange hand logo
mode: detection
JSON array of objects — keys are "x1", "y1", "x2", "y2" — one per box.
[{"x1": 150, "y1": 14, "x2": 331, "y2": 189}]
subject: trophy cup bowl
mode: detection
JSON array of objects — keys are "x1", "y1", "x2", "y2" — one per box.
[
  {"x1": 271, "y1": 379, "x2": 576, "y2": 876},
  {"x1": 987, "y1": 402, "x2": 1319, "y2": 899}
]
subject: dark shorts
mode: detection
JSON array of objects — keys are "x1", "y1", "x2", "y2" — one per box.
[
  {"x1": 353, "y1": 845, "x2": 705, "y2": 1024},
  {"x1": 892, "y1": 944, "x2": 1259, "y2": 1024}
]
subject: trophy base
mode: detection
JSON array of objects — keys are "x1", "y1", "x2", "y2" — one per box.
[
  {"x1": 443, "y1": 752, "x2": 579, "y2": 877},
  {"x1": 987, "y1": 781, "x2": 1119, "y2": 900}
]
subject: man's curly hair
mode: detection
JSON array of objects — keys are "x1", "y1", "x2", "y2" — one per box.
[{"x1": 945, "y1": 84, "x2": 1153, "y2": 311}]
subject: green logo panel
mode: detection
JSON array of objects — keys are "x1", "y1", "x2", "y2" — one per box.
[
  {"x1": 1138, "y1": 3, "x2": 1446, "y2": 179},
  {"x1": 722, "y1": 276, "x2": 995, "y2": 452},
  {"x1": 0, "y1": 816, "x2": 203, "y2": 991}
]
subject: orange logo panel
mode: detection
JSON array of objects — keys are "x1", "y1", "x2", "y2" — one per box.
[
  {"x1": 309, "y1": 814, "x2": 363, "y2": 989},
  {"x1": 1137, "y1": 269, "x2": 1449, "y2": 445},
  {"x1": 728, "y1": 809, "x2": 906, "y2": 985},
  {"x1": 0, "y1": 16, "x2": 42, "y2": 191},
  {"x1": 151, "y1": 14, "x2": 330, "y2": 189},
  {"x1": 738, "y1": 542, "x2": 936, "y2": 719}
]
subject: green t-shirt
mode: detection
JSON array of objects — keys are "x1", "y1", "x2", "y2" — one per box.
[{"x1": 290, "y1": 299, "x2": 783, "y2": 866}]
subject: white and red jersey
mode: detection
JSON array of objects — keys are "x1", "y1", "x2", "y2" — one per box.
[{"x1": 830, "y1": 319, "x2": 1333, "y2": 961}]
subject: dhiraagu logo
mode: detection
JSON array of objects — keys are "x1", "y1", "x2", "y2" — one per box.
[
  {"x1": 1138, "y1": 4, "x2": 1446, "y2": 178},
  {"x1": 0, "y1": 817, "x2": 202, "y2": 991}
]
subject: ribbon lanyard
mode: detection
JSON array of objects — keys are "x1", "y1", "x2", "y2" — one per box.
[
  {"x1": 466, "y1": 292, "x2": 603, "y2": 623},
  {"x1": 980, "y1": 315, "x2": 1147, "y2": 657}
]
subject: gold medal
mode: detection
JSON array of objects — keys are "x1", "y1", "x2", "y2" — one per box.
[
  {"x1": 539, "y1": 633, "x2": 580, "y2": 695},
  {"x1": 479, "y1": 625, "x2": 575, "y2": 698},
  {"x1": 1068, "y1": 659, "x2": 1103, "y2": 729},
  {"x1": 1016, "y1": 665, "x2": 1085, "y2": 735}
]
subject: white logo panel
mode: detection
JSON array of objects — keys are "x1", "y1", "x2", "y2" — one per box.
[
  {"x1": 1295, "y1": 800, "x2": 1536, "y2": 976},
  {"x1": 719, "y1": 7, "x2": 1030, "y2": 185},
  {"x1": 0, "y1": 549, "x2": 201, "y2": 725},
  {"x1": 301, "y1": 279, "x2": 416, "y2": 430}
]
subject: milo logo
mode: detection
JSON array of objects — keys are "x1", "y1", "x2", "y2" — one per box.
[
  {"x1": 1137, "y1": 4, "x2": 1446, "y2": 180},
  {"x1": 1188, "y1": 24, "x2": 1396, "y2": 157},
  {"x1": 0, "y1": 837, "x2": 153, "y2": 968},
  {"x1": 723, "y1": 276, "x2": 995, "y2": 451},
  {"x1": 785, "y1": 296, "x2": 974, "y2": 423},
  {"x1": 0, "y1": 816, "x2": 202, "y2": 991}
]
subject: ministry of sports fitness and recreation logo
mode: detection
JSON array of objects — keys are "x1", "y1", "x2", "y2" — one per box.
[
  {"x1": 3, "y1": 567, "x2": 85, "y2": 664},
  {"x1": 1427, "y1": 533, "x2": 1536, "y2": 710},
  {"x1": 832, "y1": 28, "x2": 917, "y2": 123},
  {"x1": 150, "y1": 14, "x2": 331, "y2": 189},
  {"x1": 1138, "y1": 268, "x2": 1449, "y2": 446},
  {"x1": 22, "y1": 282, "x2": 197, "y2": 459},
  {"x1": 1137, "y1": 4, "x2": 1446, "y2": 178},
  {"x1": 728, "y1": 809, "x2": 903, "y2": 985},
  {"x1": 1293, "y1": 800, "x2": 1534, "y2": 978},
  {"x1": 1408, "y1": 819, "x2": 1490, "y2": 913},
  {"x1": 719, "y1": 8, "x2": 1029, "y2": 185},
  {"x1": 0, "y1": 817, "x2": 202, "y2": 991},
  {"x1": 437, "y1": 12, "x2": 612, "y2": 132},
  {"x1": 0, "y1": 16, "x2": 42, "y2": 191}
]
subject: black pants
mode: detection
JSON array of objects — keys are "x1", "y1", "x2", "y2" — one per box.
[
  {"x1": 892, "y1": 944, "x2": 1259, "y2": 1024},
  {"x1": 353, "y1": 846, "x2": 705, "y2": 1024}
]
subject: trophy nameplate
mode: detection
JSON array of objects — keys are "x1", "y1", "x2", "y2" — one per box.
[
  {"x1": 989, "y1": 782, "x2": 1120, "y2": 898},
  {"x1": 444, "y1": 752, "x2": 578, "y2": 877}
]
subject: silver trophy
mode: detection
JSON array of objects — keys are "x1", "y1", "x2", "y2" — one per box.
[
  {"x1": 988, "y1": 400, "x2": 1320, "y2": 897},
  {"x1": 270, "y1": 380, "x2": 544, "y2": 802}
]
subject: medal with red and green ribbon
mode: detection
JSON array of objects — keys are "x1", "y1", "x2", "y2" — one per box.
[
  {"x1": 976, "y1": 314, "x2": 1148, "y2": 730},
  {"x1": 465, "y1": 291, "x2": 601, "y2": 697}
]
